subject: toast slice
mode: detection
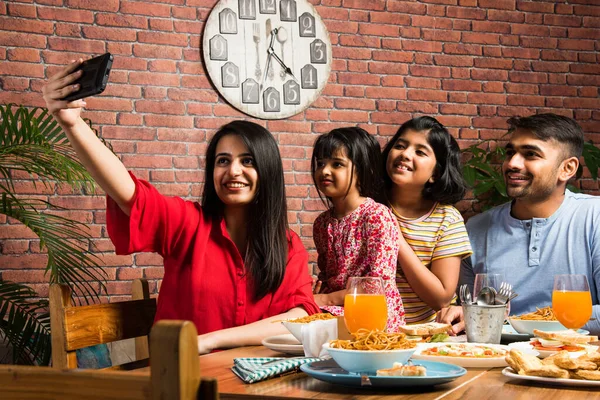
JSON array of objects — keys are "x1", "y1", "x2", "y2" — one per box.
[
  {"x1": 398, "y1": 322, "x2": 450, "y2": 336},
  {"x1": 376, "y1": 362, "x2": 427, "y2": 376},
  {"x1": 532, "y1": 329, "x2": 598, "y2": 344}
]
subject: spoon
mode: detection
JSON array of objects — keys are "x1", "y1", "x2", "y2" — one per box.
[
  {"x1": 464, "y1": 288, "x2": 473, "y2": 305},
  {"x1": 276, "y1": 27, "x2": 288, "y2": 79},
  {"x1": 477, "y1": 286, "x2": 497, "y2": 305}
]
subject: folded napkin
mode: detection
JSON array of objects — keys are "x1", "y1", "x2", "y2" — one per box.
[
  {"x1": 301, "y1": 318, "x2": 338, "y2": 357},
  {"x1": 232, "y1": 357, "x2": 320, "y2": 384}
]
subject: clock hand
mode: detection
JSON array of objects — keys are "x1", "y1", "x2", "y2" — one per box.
[
  {"x1": 261, "y1": 25, "x2": 278, "y2": 91},
  {"x1": 268, "y1": 46, "x2": 295, "y2": 80}
]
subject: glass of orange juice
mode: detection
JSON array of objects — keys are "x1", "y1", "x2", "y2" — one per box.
[
  {"x1": 344, "y1": 277, "x2": 387, "y2": 333},
  {"x1": 552, "y1": 274, "x2": 593, "y2": 330}
]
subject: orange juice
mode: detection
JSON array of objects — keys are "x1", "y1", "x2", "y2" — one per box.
[
  {"x1": 552, "y1": 290, "x2": 592, "y2": 329},
  {"x1": 344, "y1": 293, "x2": 387, "y2": 333}
]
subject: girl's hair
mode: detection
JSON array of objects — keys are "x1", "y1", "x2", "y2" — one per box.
[
  {"x1": 381, "y1": 116, "x2": 467, "y2": 205},
  {"x1": 311, "y1": 127, "x2": 384, "y2": 207},
  {"x1": 202, "y1": 120, "x2": 288, "y2": 301}
]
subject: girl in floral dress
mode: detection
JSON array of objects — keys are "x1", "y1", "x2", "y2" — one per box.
[{"x1": 311, "y1": 127, "x2": 405, "y2": 332}]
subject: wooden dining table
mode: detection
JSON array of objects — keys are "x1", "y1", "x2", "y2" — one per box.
[{"x1": 176, "y1": 345, "x2": 600, "y2": 400}]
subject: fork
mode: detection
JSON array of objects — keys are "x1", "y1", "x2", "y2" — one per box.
[
  {"x1": 252, "y1": 22, "x2": 261, "y2": 80},
  {"x1": 495, "y1": 282, "x2": 512, "y2": 305}
]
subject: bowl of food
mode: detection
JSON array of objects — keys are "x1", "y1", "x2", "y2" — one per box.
[
  {"x1": 323, "y1": 329, "x2": 417, "y2": 374},
  {"x1": 508, "y1": 307, "x2": 567, "y2": 335},
  {"x1": 281, "y1": 313, "x2": 337, "y2": 343}
]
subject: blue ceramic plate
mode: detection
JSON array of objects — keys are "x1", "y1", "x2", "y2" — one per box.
[{"x1": 300, "y1": 358, "x2": 466, "y2": 388}]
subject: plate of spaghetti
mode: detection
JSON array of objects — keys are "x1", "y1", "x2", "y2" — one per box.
[
  {"x1": 324, "y1": 329, "x2": 417, "y2": 374},
  {"x1": 508, "y1": 307, "x2": 567, "y2": 335}
]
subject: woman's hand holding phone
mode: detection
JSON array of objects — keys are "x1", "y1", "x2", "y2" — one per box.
[{"x1": 42, "y1": 59, "x2": 86, "y2": 128}]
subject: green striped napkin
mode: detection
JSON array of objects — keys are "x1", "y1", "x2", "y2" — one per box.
[{"x1": 232, "y1": 357, "x2": 320, "y2": 384}]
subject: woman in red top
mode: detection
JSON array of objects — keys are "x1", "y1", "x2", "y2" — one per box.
[{"x1": 43, "y1": 60, "x2": 320, "y2": 354}]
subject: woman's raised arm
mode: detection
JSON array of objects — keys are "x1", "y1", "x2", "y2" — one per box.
[{"x1": 42, "y1": 59, "x2": 136, "y2": 215}]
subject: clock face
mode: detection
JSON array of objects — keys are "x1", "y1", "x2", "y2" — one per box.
[{"x1": 202, "y1": 0, "x2": 332, "y2": 120}]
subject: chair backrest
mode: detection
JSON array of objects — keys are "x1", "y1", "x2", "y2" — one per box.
[
  {"x1": 49, "y1": 278, "x2": 157, "y2": 369},
  {"x1": 0, "y1": 320, "x2": 218, "y2": 400}
]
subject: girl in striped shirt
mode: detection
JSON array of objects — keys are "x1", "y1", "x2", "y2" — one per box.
[{"x1": 382, "y1": 117, "x2": 472, "y2": 325}]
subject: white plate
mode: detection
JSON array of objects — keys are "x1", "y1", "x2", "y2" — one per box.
[
  {"x1": 261, "y1": 334, "x2": 305, "y2": 355},
  {"x1": 502, "y1": 367, "x2": 600, "y2": 387},
  {"x1": 508, "y1": 341, "x2": 596, "y2": 359},
  {"x1": 412, "y1": 343, "x2": 510, "y2": 368}
]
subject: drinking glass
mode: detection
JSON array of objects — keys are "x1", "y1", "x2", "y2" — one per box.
[
  {"x1": 344, "y1": 277, "x2": 387, "y2": 333},
  {"x1": 473, "y1": 273, "x2": 504, "y2": 298},
  {"x1": 552, "y1": 274, "x2": 592, "y2": 330}
]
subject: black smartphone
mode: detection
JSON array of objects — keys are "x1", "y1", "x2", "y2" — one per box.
[{"x1": 62, "y1": 53, "x2": 113, "y2": 102}]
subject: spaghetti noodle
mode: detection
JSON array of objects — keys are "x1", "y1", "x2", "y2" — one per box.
[
  {"x1": 330, "y1": 329, "x2": 416, "y2": 351},
  {"x1": 286, "y1": 313, "x2": 336, "y2": 323},
  {"x1": 511, "y1": 306, "x2": 557, "y2": 321}
]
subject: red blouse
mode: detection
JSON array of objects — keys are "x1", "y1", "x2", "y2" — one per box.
[{"x1": 106, "y1": 174, "x2": 320, "y2": 335}]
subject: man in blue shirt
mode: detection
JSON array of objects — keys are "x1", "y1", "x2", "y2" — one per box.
[{"x1": 439, "y1": 114, "x2": 600, "y2": 335}]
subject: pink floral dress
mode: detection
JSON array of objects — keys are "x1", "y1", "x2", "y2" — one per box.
[{"x1": 313, "y1": 197, "x2": 405, "y2": 332}]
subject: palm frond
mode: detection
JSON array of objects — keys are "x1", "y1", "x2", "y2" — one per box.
[
  {"x1": 0, "y1": 280, "x2": 51, "y2": 365},
  {"x1": 0, "y1": 193, "x2": 107, "y2": 303}
]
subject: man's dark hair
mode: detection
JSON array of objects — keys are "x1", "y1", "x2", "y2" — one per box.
[{"x1": 507, "y1": 113, "x2": 584, "y2": 159}]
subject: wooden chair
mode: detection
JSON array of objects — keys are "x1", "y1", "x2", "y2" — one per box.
[
  {"x1": 0, "y1": 320, "x2": 218, "y2": 400},
  {"x1": 49, "y1": 278, "x2": 157, "y2": 369}
]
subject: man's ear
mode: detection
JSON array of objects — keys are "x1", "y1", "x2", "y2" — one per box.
[{"x1": 558, "y1": 156, "x2": 579, "y2": 183}]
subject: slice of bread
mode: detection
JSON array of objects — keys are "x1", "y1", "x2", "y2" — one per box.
[
  {"x1": 376, "y1": 362, "x2": 427, "y2": 377},
  {"x1": 398, "y1": 322, "x2": 451, "y2": 336},
  {"x1": 532, "y1": 329, "x2": 598, "y2": 345}
]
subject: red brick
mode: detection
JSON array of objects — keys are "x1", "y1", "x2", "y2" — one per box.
[
  {"x1": 521, "y1": 37, "x2": 558, "y2": 49},
  {"x1": 505, "y1": 82, "x2": 538, "y2": 95},
  {"x1": 66, "y1": 0, "x2": 119, "y2": 11},
  {"x1": 326, "y1": 20, "x2": 359, "y2": 34},
  {"x1": 440, "y1": 104, "x2": 478, "y2": 115},
  {"x1": 388, "y1": 0, "x2": 427, "y2": 14},
  {"x1": 0, "y1": 77, "x2": 29, "y2": 91},
  {"x1": 173, "y1": 6, "x2": 197, "y2": 20},
  {"x1": 370, "y1": 11, "x2": 411, "y2": 25},
  {"x1": 144, "y1": 115, "x2": 194, "y2": 128},
  {"x1": 472, "y1": 20, "x2": 511, "y2": 34},
  {"x1": 444, "y1": 43, "x2": 482, "y2": 55},
  {"x1": 410, "y1": 65, "x2": 451, "y2": 78},
  {"x1": 511, "y1": 24, "x2": 550, "y2": 37},
  {"x1": 507, "y1": 95, "x2": 545, "y2": 107},
  {"x1": 544, "y1": 14, "x2": 583, "y2": 27},
  {"x1": 442, "y1": 80, "x2": 482, "y2": 92},
  {"x1": 342, "y1": 0, "x2": 385, "y2": 10},
  {"x1": 395, "y1": 102, "x2": 437, "y2": 114},
  {"x1": 332, "y1": 47, "x2": 372, "y2": 60},
  {"x1": 564, "y1": 98, "x2": 600, "y2": 109},
  {"x1": 133, "y1": 44, "x2": 182, "y2": 59},
  {"x1": 461, "y1": 32, "x2": 501, "y2": 45},
  {"x1": 435, "y1": 55, "x2": 474, "y2": 67},
  {"x1": 517, "y1": 1, "x2": 553, "y2": 13},
  {"x1": 447, "y1": 6, "x2": 486, "y2": 19},
  {"x1": 95, "y1": 13, "x2": 147, "y2": 28},
  {"x1": 467, "y1": 93, "x2": 508, "y2": 105},
  {"x1": 7, "y1": 48, "x2": 40, "y2": 62},
  {"x1": 400, "y1": 27, "x2": 422, "y2": 39},
  {"x1": 130, "y1": 72, "x2": 180, "y2": 86},
  {"x1": 38, "y1": 7, "x2": 94, "y2": 23},
  {"x1": 502, "y1": 48, "x2": 540, "y2": 59},
  {"x1": 48, "y1": 37, "x2": 106, "y2": 53},
  {"x1": 333, "y1": 98, "x2": 375, "y2": 111},
  {"x1": 423, "y1": 29, "x2": 461, "y2": 42},
  {"x1": 120, "y1": 1, "x2": 171, "y2": 16},
  {"x1": 0, "y1": 16, "x2": 53, "y2": 34},
  {"x1": 569, "y1": 27, "x2": 600, "y2": 39},
  {"x1": 405, "y1": 77, "x2": 441, "y2": 89},
  {"x1": 473, "y1": 58, "x2": 512, "y2": 70},
  {"x1": 400, "y1": 40, "x2": 443, "y2": 53},
  {"x1": 0, "y1": 62, "x2": 44, "y2": 78},
  {"x1": 488, "y1": 9, "x2": 525, "y2": 23},
  {"x1": 509, "y1": 71, "x2": 548, "y2": 83},
  {"x1": 532, "y1": 62, "x2": 570, "y2": 73},
  {"x1": 7, "y1": 3, "x2": 36, "y2": 18},
  {"x1": 365, "y1": 87, "x2": 407, "y2": 100}
]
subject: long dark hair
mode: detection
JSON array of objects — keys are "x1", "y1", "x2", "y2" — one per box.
[
  {"x1": 311, "y1": 127, "x2": 384, "y2": 207},
  {"x1": 382, "y1": 116, "x2": 467, "y2": 205},
  {"x1": 202, "y1": 120, "x2": 288, "y2": 300}
]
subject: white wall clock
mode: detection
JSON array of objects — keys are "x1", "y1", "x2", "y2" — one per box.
[{"x1": 202, "y1": 0, "x2": 332, "y2": 120}]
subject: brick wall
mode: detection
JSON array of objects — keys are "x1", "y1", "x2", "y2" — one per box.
[{"x1": 1, "y1": 0, "x2": 599, "y2": 302}]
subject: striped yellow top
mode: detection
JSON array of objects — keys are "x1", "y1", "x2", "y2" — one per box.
[{"x1": 391, "y1": 203, "x2": 472, "y2": 325}]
